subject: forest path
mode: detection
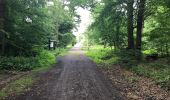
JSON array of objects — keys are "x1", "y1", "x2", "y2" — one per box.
[{"x1": 8, "y1": 47, "x2": 125, "y2": 100}]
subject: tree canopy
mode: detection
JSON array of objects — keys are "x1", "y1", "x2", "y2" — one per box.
[
  {"x1": 85, "y1": 0, "x2": 170, "y2": 57},
  {"x1": 0, "y1": 0, "x2": 76, "y2": 56},
  {"x1": 0, "y1": 0, "x2": 169, "y2": 58}
]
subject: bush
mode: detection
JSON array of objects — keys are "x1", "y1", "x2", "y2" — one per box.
[
  {"x1": 0, "y1": 57, "x2": 38, "y2": 71},
  {"x1": 86, "y1": 45, "x2": 119, "y2": 65},
  {"x1": 36, "y1": 50, "x2": 55, "y2": 67},
  {"x1": 114, "y1": 49, "x2": 142, "y2": 67},
  {"x1": 86, "y1": 45, "x2": 170, "y2": 90},
  {"x1": 0, "y1": 50, "x2": 56, "y2": 71}
]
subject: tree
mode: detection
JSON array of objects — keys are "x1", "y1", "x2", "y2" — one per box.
[
  {"x1": 0, "y1": 0, "x2": 6, "y2": 55},
  {"x1": 0, "y1": 0, "x2": 75, "y2": 56},
  {"x1": 136, "y1": 0, "x2": 146, "y2": 50},
  {"x1": 127, "y1": 0, "x2": 135, "y2": 49}
]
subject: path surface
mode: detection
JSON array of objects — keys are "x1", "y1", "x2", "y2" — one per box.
[{"x1": 9, "y1": 47, "x2": 125, "y2": 100}]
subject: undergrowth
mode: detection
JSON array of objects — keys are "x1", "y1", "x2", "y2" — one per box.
[
  {"x1": 86, "y1": 45, "x2": 119, "y2": 65},
  {"x1": 0, "y1": 47, "x2": 70, "y2": 71},
  {"x1": 0, "y1": 47, "x2": 70, "y2": 99},
  {"x1": 0, "y1": 75, "x2": 33, "y2": 98},
  {"x1": 86, "y1": 45, "x2": 170, "y2": 91}
]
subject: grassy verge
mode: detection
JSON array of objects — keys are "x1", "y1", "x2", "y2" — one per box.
[
  {"x1": 0, "y1": 75, "x2": 33, "y2": 98},
  {"x1": 0, "y1": 47, "x2": 71, "y2": 99},
  {"x1": 85, "y1": 45, "x2": 119, "y2": 65},
  {"x1": 85, "y1": 45, "x2": 170, "y2": 91}
]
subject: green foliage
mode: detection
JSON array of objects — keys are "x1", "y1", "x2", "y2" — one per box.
[
  {"x1": 58, "y1": 33, "x2": 76, "y2": 48},
  {"x1": 68, "y1": 0, "x2": 98, "y2": 10},
  {"x1": 86, "y1": 45, "x2": 142, "y2": 67},
  {"x1": 53, "y1": 46, "x2": 72, "y2": 56},
  {"x1": 86, "y1": 45, "x2": 106, "y2": 64},
  {"x1": 149, "y1": 28, "x2": 170, "y2": 56},
  {"x1": 87, "y1": 45, "x2": 170, "y2": 90},
  {"x1": 88, "y1": 1, "x2": 127, "y2": 48},
  {"x1": 85, "y1": 0, "x2": 170, "y2": 59},
  {"x1": 113, "y1": 49, "x2": 143, "y2": 67},
  {"x1": 86, "y1": 45, "x2": 119, "y2": 65},
  {"x1": 143, "y1": 1, "x2": 170, "y2": 56},
  {"x1": 143, "y1": 49, "x2": 157, "y2": 55},
  {"x1": 59, "y1": 21, "x2": 74, "y2": 34},
  {"x1": 36, "y1": 50, "x2": 55, "y2": 67},
  {"x1": 0, "y1": 0, "x2": 75, "y2": 56},
  {"x1": 0, "y1": 47, "x2": 70, "y2": 71},
  {"x1": 0, "y1": 47, "x2": 70, "y2": 99},
  {"x1": 0, "y1": 56, "x2": 38, "y2": 71}
]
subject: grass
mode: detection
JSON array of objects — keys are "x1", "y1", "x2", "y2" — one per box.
[
  {"x1": 0, "y1": 75, "x2": 33, "y2": 99},
  {"x1": 86, "y1": 45, "x2": 170, "y2": 91},
  {"x1": 85, "y1": 45, "x2": 119, "y2": 65},
  {"x1": 0, "y1": 64, "x2": 54, "y2": 99},
  {"x1": 0, "y1": 47, "x2": 71, "y2": 99}
]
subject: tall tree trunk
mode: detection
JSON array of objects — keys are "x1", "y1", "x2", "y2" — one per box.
[
  {"x1": 127, "y1": 0, "x2": 135, "y2": 49},
  {"x1": 136, "y1": 0, "x2": 146, "y2": 50},
  {"x1": 116, "y1": 22, "x2": 120, "y2": 49},
  {"x1": 0, "y1": 0, "x2": 6, "y2": 55}
]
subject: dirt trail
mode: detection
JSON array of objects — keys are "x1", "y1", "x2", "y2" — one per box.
[{"x1": 7, "y1": 47, "x2": 125, "y2": 100}]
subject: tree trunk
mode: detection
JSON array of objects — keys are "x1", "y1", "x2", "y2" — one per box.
[
  {"x1": 165, "y1": 43, "x2": 169, "y2": 57},
  {"x1": 136, "y1": 0, "x2": 146, "y2": 50},
  {"x1": 0, "y1": 0, "x2": 5, "y2": 55},
  {"x1": 127, "y1": 0, "x2": 135, "y2": 49},
  {"x1": 116, "y1": 23, "x2": 120, "y2": 49}
]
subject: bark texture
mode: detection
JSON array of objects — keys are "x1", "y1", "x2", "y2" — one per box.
[
  {"x1": 127, "y1": 0, "x2": 135, "y2": 49},
  {"x1": 136, "y1": 0, "x2": 146, "y2": 50}
]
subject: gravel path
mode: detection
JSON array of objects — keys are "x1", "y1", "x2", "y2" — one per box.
[{"x1": 8, "y1": 47, "x2": 125, "y2": 100}]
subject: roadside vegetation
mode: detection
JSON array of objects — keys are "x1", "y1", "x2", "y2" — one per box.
[
  {"x1": 0, "y1": 0, "x2": 76, "y2": 71},
  {"x1": 86, "y1": 45, "x2": 170, "y2": 91},
  {"x1": 0, "y1": 47, "x2": 71, "y2": 71},
  {"x1": 0, "y1": 47, "x2": 71, "y2": 99},
  {"x1": 83, "y1": 0, "x2": 170, "y2": 94}
]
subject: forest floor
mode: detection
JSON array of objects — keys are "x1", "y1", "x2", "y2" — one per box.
[
  {"x1": 0, "y1": 71, "x2": 29, "y2": 90},
  {"x1": 99, "y1": 65, "x2": 170, "y2": 100},
  {"x1": 1, "y1": 47, "x2": 170, "y2": 100}
]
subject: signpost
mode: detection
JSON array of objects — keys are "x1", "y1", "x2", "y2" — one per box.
[{"x1": 49, "y1": 39, "x2": 56, "y2": 50}]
